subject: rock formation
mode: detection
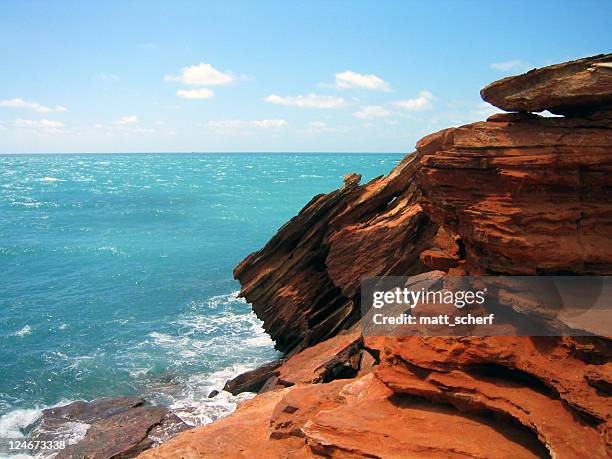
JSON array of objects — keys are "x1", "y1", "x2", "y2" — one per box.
[
  {"x1": 26, "y1": 397, "x2": 189, "y2": 458},
  {"x1": 142, "y1": 54, "x2": 612, "y2": 458},
  {"x1": 480, "y1": 54, "x2": 612, "y2": 116}
]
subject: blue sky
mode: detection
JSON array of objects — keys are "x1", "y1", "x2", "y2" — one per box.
[{"x1": 0, "y1": 0, "x2": 610, "y2": 153}]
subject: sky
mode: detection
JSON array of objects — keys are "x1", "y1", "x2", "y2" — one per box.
[{"x1": 0, "y1": 0, "x2": 610, "y2": 153}]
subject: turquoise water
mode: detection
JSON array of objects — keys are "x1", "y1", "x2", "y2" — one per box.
[{"x1": 0, "y1": 153, "x2": 401, "y2": 438}]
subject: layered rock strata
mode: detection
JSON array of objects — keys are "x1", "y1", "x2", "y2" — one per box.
[
  {"x1": 27, "y1": 397, "x2": 189, "y2": 458},
  {"x1": 142, "y1": 55, "x2": 612, "y2": 458}
]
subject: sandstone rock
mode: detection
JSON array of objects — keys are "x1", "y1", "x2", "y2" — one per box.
[
  {"x1": 37, "y1": 397, "x2": 145, "y2": 425},
  {"x1": 138, "y1": 335, "x2": 611, "y2": 458},
  {"x1": 28, "y1": 397, "x2": 189, "y2": 458},
  {"x1": 376, "y1": 338, "x2": 611, "y2": 457},
  {"x1": 276, "y1": 332, "x2": 363, "y2": 385},
  {"x1": 138, "y1": 390, "x2": 310, "y2": 459},
  {"x1": 377, "y1": 336, "x2": 612, "y2": 429},
  {"x1": 141, "y1": 56, "x2": 612, "y2": 458},
  {"x1": 416, "y1": 115, "x2": 612, "y2": 275},
  {"x1": 58, "y1": 407, "x2": 188, "y2": 459},
  {"x1": 302, "y1": 374, "x2": 549, "y2": 459},
  {"x1": 234, "y1": 154, "x2": 441, "y2": 355},
  {"x1": 140, "y1": 373, "x2": 555, "y2": 459},
  {"x1": 584, "y1": 363, "x2": 612, "y2": 394},
  {"x1": 481, "y1": 53, "x2": 612, "y2": 115},
  {"x1": 28, "y1": 397, "x2": 146, "y2": 445},
  {"x1": 223, "y1": 359, "x2": 284, "y2": 395},
  {"x1": 236, "y1": 99, "x2": 612, "y2": 352}
]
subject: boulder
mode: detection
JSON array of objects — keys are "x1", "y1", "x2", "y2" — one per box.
[
  {"x1": 481, "y1": 53, "x2": 612, "y2": 115},
  {"x1": 27, "y1": 397, "x2": 189, "y2": 458},
  {"x1": 275, "y1": 332, "x2": 363, "y2": 385},
  {"x1": 58, "y1": 406, "x2": 188, "y2": 459},
  {"x1": 222, "y1": 359, "x2": 284, "y2": 395}
]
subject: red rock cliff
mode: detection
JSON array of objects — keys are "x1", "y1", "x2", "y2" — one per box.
[{"x1": 141, "y1": 54, "x2": 612, "y2": 458}]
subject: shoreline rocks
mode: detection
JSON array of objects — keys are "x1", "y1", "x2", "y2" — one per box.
[
  {"x1": 141, "y1": 54, "x2": 612, "y2": 458},
  {"x1": 223, "y1": 359, "x2": 285, "y2": 395},
  {"x1": 25, "y1": 397, "x2": 189, "y2": 458}
]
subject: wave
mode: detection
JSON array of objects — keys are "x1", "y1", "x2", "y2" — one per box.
[
  {"x1": 166, "y1": 365, "x2": 260, "y2": 426},
  {"x1": 11, "y1": 325, "x2": 32, "y2": 337},
  {"x1": 0, "y1": 402, "x2": 89, "y2": 457},
  {"x1": 41, "y1": 177, "x2": 65, "y2": 182},
  {"x1": 0, "y1": 407, "x2": 41, "y2": 438},
  {"x1": 140, "y1": 291, "x2": 278, "y2": 427},
  {"x1": 0, "y1": 290, "x2": 278, "y2": 449}
]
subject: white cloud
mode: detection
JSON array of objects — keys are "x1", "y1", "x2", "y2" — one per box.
[
  {"x1": 131, "y1": 127, "x2": 156, "y2": 134},
  {"x1": 300, "y1": 121, "x2": 341, "y2": 134},
  {"x1": 176, "y1": 88, "x2": 214, "y2": 99},
  {"x1": 393, "y1": 91, "x2": 435, "y2": 111},
  {"x1": 165, "y1": 63, "x2": 237, "y2": 86},
  {"x1": 14, "y1": 118, "x2": 65, "y2": 128},
  {"x1": 93, "y1": 73, "x2": 119, "y2": 81},
  {"x1": 353, "y1": 105, "x2": 392, "y2": 119},
  {"x1": 251, "y1": 119, "x2": 287, "y2": 128},
  {"x1": 264, "y1": 93, "x2": 345, "y2": 108},
  {"x1": 334, "y1": 71, "x2": 390, "y2": 91},
  {"x1": 0, "y1": 98, "x2": 68, "y2": 113},
  {"x1": 490, "y1": 60, "x2": 531, "y2": 72},
  {"x1": 13, "y1": 118, "x2": 66, "y2": 134},
  {"x1": 116, "y1": 115, "x2": 139, "y2": 125},
  {"x1": 207, "y1": 119, "x2": 288, "y2": 131}
]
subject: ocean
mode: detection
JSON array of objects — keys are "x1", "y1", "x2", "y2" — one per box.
[{"x1": 0, "y1": 153, "x2": 401, "y2": 443}]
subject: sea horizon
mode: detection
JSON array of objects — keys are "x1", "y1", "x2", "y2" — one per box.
[{"x1": 0, "y1": 151, "x2": 408, "y2": 156}]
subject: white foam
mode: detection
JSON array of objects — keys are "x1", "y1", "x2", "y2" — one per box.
[
  {"x1": 140, "y1": 290, "x2": 278, "y2": 428},
  {"x1": 97, "y1": 246, "x2": 125, "y2": 256},
  {"x1": 12, "y1": 325, "x2": 32, "y2": 337},
  {"x1": 0, "y1": 407, "x2": 41, "y2": 438},
  {"x1": 41, "y1": 177, "x2": 65, "y2": 183},
  {"x1": 32, "y1": 419, "x2": 89, "y2": 446},
  {"x1": 0, "y1": 400, "x2": 89, "y2": 457},
  {"x1": 163, "y1": 365, "x2": 260, "y2": 427},
  {"x1": 148, "y1": 332, "x2": 175, "y2": 345},
  {"x1": 0, "y1": 289, "x2": 277, "y2": 445}
]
